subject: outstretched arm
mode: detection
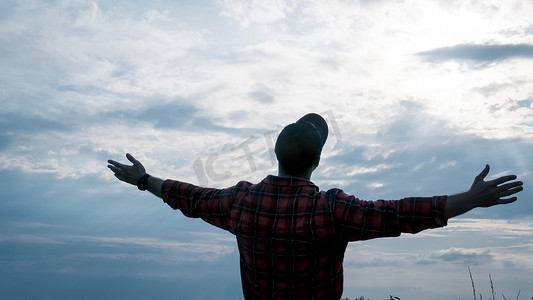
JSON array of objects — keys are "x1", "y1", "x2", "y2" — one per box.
[
  {"x1": 107, "y1": 153, "x2": 164, "y2": 198},
  {"x1": 445, "y1": 165, "x2": 523, "y2": 219}
]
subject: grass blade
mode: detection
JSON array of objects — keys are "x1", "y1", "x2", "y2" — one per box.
[
  {"x1": 468, "y1": 266, "x2": 477, "y2": 300},
  {"x1": 489, "y1": 274, "x2": 495, "y2": 300}
]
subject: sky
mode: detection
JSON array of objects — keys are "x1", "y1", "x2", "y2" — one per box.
[{"x1": 1, "y1": 0, "x2": 532, "y2": 299}]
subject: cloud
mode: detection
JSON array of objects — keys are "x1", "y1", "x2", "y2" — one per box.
[
  {"x1": 447, "y1": 218, "x2": 533, "y2": 237},
  {"x1": 248, "y1": 84, "x2": 276, "y2": 104},
  {"x1": 0, "y1": 113, "x2": 71, "y2": 134},
  {"x1": 488, "y1": 97, "x2": 533, "y2": 113},
  {"x1": 472, "y1": 82, "x2": 519, "y2": 97},
  {"x1": 219, "y1": 0, "x2": 295, "y2": 28},
  {"x1": 415, "y1": 247, "x2": 494, "y2": 266},
  {"x1": 418, "y1": 43, "x2": 533, "y2": 63},
  {"x1": 345, "y1": 257, "x2": 400, "y2": 268},
  {"x1": 0, "y1": 230, "x2": 236, "y2": 265},
  {"x1": 119, "y1": 98, "x2": 231, "y2": 132}
]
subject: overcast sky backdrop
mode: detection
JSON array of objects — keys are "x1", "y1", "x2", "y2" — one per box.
[{"x1": 1, "y1": 1, "x2": 532, "y2": 299}]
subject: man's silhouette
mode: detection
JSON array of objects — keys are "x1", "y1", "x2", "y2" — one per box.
[{"x1": 108, "y1": 113, "x2": 523, "y2": 300}]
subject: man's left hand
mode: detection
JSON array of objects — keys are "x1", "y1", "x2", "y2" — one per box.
[{"x1": 107, "y1": 153, "x2": 146, "y2": 185}]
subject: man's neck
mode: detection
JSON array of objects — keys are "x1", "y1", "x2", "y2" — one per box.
[{"x1": 277, "y1": 169, "x2": 313, "y2": 180}]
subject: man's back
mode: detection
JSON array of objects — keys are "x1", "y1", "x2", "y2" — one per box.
[
  {"x1": 231, "y1": 176, "x2": 347, "y2": 299},
  {"x1": 162, "y1": 175, "x2": 447, "y2": 299}
]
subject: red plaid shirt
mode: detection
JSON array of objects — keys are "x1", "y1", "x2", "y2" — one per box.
[{"x1": 162, "y1": 175, "x2": 447, "y2": 300}]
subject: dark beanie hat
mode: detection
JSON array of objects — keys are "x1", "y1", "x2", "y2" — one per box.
[{"x1": 275, "y1": 113, "x2": 328, "y2": 174}]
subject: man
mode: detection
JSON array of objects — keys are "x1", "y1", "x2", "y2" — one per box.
[{"x1": 107, "y1": 113, "x2": 523, "y2": 300}]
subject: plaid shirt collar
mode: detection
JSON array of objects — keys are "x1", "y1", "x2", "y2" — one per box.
[{"x1": 262, "y1": 175, "x2": 319, "y2": 190}]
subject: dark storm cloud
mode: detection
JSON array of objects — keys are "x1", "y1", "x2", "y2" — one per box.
[{"x1": 418, "y1": 43, "x2": 533, "y2": 63}]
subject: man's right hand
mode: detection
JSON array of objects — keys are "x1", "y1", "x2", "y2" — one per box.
[
  {"x1": 445, "y1": 165, "x2": 523, "y2": 219},
  {"x1": 469, "y1": 164, "x2": 523, "y2": 207}
]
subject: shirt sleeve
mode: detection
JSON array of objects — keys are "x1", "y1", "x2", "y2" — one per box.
[
  {"x1": 332, "y1": 190, "x2": 448, "y2": 241},
  {"x1": 161, "y1": 179, "x2": 234, "y2": 231}
]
